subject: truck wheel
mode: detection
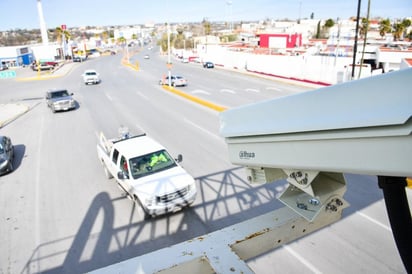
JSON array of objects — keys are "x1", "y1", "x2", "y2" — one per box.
[
  {"x1": 134, "y1": 195, "x2": 151, "y2": 220},
  {"x1": 103, "y1": 165, "x2": 113, "y2": 179},
  {"x1": 7, "y1": 161, "x2": 14, "y2": 173}
]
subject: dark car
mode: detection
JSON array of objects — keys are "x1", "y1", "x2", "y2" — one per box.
[
  {"x1": 0, "y1": 136, "x2": 14, "y2": 175},
  {"x1": 203, "y1": 61, "x2": 214, "y2": 68},
  {"x1": 45, "y1": 89, "x2": 76, "y2": 113}
]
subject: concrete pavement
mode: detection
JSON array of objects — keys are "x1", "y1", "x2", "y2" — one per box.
[
  {"x1": 0, "y1": 103, "x2": 30, "y2": 128},
  {"x1": 15, "y1": 61, "x2": 75, "y2": 81},
  {"x1": 0, "y1": 62, "x2": 75, "y2": 128}
]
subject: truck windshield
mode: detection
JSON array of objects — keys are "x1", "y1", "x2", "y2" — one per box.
[
  {"x1": 129, "y1": 149, "x2": 177, "y2": 179},
  {"x1": 51, "y1": 90, "x2": 69, "y2": 98}
]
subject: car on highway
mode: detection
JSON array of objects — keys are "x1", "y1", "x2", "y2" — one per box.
[
  {"x1": 45, "y1": 89, "x2": 76, "y2": 113},
  {"x1": 0, "y1": 135, "x2": 14, "y2": 175},
  {"x1": 159, "y1": 75, "x2": 187, "y2": 87},
  {"x1": 82, "y1": 69, "x2": 100, "y2": 85},
  {"x1": 203, "y1": 61, "x2": 214, "y2": 68},
  {"x1": 144, "y1": 54, "x2": 150, "y2": 59}
]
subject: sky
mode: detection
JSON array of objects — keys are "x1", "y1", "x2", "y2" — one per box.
[{"x1": 0, "y1": 0, "x2": 411, "y2": 31}]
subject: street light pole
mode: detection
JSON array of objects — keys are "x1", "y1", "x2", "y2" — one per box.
[
  {"x1": 167, "y1": 23, "x2": 171, "y2": 86},
  {"x1": 351, "y1": 0, "x2": 361, "y2": 79}
]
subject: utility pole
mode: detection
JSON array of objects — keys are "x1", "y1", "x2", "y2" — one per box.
[
  {"x1": 167, "y1": 23, "x2": 171, "y2": 86},
  {"x1": 351, "y1": 0, "x2": 361, "y2": 79}
]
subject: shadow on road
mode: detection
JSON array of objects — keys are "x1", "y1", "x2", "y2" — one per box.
[{"x1": 21, "y1": 168, "x2": 382, "y2": 273}]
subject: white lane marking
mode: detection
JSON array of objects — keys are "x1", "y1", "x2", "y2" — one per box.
[
  {"x1": 183, "y1": 118, "x2": 223, "y2": 142},
  {"x1": 266, "y1": 86, "x2": 282, "y2": 92},
  {"x1": 35, "y1": 114, "x2": 45, "y2": 273},
  {"x1": 283, "y1": 246, "x2": 322, "y2": 274},
  {"x1": 220, "y1": 88, "x2": 235, "y2": 94},
  {"x1": 192, "y1": 89, "x2": 211, "y2": 95},
  {"x1": 356, "y1": 211, "x2": 391, "y2": 231},
  {"x1": 105, "y1": 93, "x2": 113, "y2": 101},
  {"x1": 245, "y1": 88, "x2": 260, "y2": 93},
  {"x1": 136, "y1": 91, "x2": 149, "y2": 101}
]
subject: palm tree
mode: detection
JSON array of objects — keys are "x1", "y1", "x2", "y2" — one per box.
[
  {"x1": 54, "y1": 26, "x2": 71, "y2": 44},
  {"x1": 393, "y1": 22, "x2": 405, "y2": 41},
  {"x1": 202, "y1": 18, "x2": 211, "y2": 36},
  {"x1": 401, "y1": 19, "x2": 411, "y2": 38},
  {"x1": 359, "y1": 17, "x2": 370, "y2": 39},
  {"x1": 117, "y1": 36, "x2": 126, "y2": 45},
  {"x1": 379, "y1": 19, "x2": 392, "y2": 38},
  {"x1": 324, "y1": 18, "x2": 335, "y2": 28},
  {"x1": 322, "y1": 19, "x2": 335, "y2": 38},
  {"x1": 101, "y1": 31, "x2": 109, "y2": 44}
]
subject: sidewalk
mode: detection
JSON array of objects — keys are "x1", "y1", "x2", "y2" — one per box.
[
  {"x1": 15, "y1": 61, "x2": 75, "y2": 81},
  {"x1": 0, "y1": 103, "x2": 30, "y2": 128},
  {"x1": 0, "y1": 62, "x2": 77, "y2": 128}
]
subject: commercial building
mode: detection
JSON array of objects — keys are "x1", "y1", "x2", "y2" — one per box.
[{"x1": 0, "y1": 46, "x2": 34, "y2": 68}]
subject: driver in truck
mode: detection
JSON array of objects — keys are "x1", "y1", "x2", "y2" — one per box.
[{"x1": 149, "y1": 152, "x2": 167, "y2": 167}]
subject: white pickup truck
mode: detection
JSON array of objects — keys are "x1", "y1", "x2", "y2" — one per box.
[{"x1": 97, "y1": 128, "x2": 197, "y2": 219}]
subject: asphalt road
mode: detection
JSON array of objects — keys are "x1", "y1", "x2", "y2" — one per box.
[{"x1": 0, "y1": 46, "x2": 409, "y2": 273}]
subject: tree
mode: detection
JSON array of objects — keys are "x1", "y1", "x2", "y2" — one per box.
[
  {"x1": 319, "y1": 19, "x2": 334, "y2": 38},
  {"x1": 401, "y1": 19, "x2": 411, "y2": 37},
  {"x1": 315, "y1": 21, "x2": 321, "y2": 39},
  {"x1": 101, "y1": 31, "x2": 109, "y2": 43},
  {"x1": 310, "y1": 12, "x2": 314, "y2": 20},
  {"x1": 359, "y1": 17, "x2": 370, "y2": 39},
  {"x1": 392, "y1": 22, "x2": 404, "y2": 41},
  {"x1": 117, "y1": 36, "x2": 126, "y2": 45},
  {"x1": 379, "y1": 18, "x2": 391, "y2": 38},
  {"x1": 324, "y1": 18, "x2": 335, "y2": 28},
  {"x1": 54, "y1": 26, "x2": 71, "y2": 43},
  {"x1": 173, "y1": 27, "x2": 185, "y2": 49},
  {"x1": 202, "y1": 18, "x2": 211, "y2": 35}
]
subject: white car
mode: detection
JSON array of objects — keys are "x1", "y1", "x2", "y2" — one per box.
[
  {"x1": 82, "y1": 69, "x2": 100, "y2": 85},
  {"x1": 159, "y1": 75, "x2": 187, "y2": 87}
]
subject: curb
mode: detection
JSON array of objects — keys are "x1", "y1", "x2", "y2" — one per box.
[
  {"x1": 162, "y1": 85, "x2": 227, "y2": 112},
  {"x1": 16, "y1": 62, "x2": 74, "y2": 81},
  {"x1": 0, "y1": 103, "x2": 30, "y2": 128}
]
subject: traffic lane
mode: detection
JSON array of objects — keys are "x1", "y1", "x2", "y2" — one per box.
[
  {"x1": 154, "y1": 55, "x2": 313, "y2": 108},
  {"x1": 1, "y1": 57, "x2": 407, "y2": 273},
  {"x1": 123, "y1": 57, "x2": 408, "y2": 272},
  {"x1": 0, "y1": 96, "x2": 115, "y2": 273},
  {"x1": 136, "y1": 53, "x2": 307, "y2": 109},
  {"x1": 0, "y1": 102, "x2": 404, "y2": 274},
  {"x1": 53, "y1": 62, "x2": 288, "y2": 270}
]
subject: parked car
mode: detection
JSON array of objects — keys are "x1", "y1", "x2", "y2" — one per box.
[
  {"x1": 73, "y1": 56, "x2": 87, "y2": 62},
  {"x1": 44, "y1": 61, "x2": 59, "y2": 67},
  {"x1": 31, "y1": 62, "x2": 54, "y2": 71},
  {"x1": 0, "y1": 64, "x2": 8, "y2": 71},
  {"x1": 0, "y1": 135, "x2": 14, "y2": 175},
  {"x1": 159, "y1": 75, "x2": 187, "y2": 87},
  {"x1": 82, "y1": 69, "x2": 100, "y2": 85},
  {"x1": 203, "y1": 61, "x2": 214, "y2": 68},
  {"x1": 45, "y1": 89, "x2": 76, "y2": 113}
]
